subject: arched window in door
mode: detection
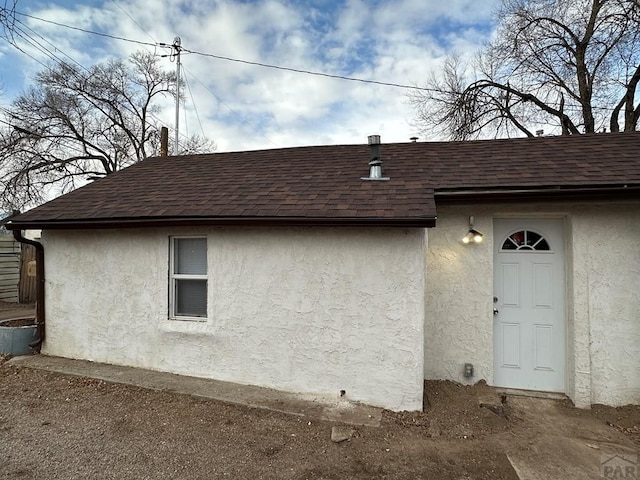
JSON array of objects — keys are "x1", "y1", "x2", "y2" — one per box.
[{"x1": 501, "y1": 230, "x2": 550, "y2": 251}]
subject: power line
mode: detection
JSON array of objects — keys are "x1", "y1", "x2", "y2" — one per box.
[
  {"x1": 109, "y1": 0, "x2": 157, "y2": 43},
  {"x1": 10, "y1": 9, "x2": 345, "y2": 148},
  {"x1": 15, "y1": 10, "x2": 435, "y2": 93},
  {"x1": 1, "y1": 31, "x2": 47, "y2": 69},
  {"x1": 98, "y1": 5, "x2": 197, "y2": 148},
  {"x1": 3, "y1": 19, "x2": 198, "y2": 152},
  {"x1": 181, "y1": 65, "x2": 279, "y2": 148},
  {"x1": 104, "y1": 4, "x2": 220, "y2": 148},
  {"x1": 13, "y1": 18, "x2": 82, "y2": 70},
  {"x1": 181, "y1": 65, "x2": 205, "y2": 138},
  {"x1": 181, "y1": 48, "x2": 431, "y2": 92},
  {"x1": 13, "y1": 8, "x2": 626, "y2": 122},
  {"x1": 15, "y1": 11, "x2": 156, "y2": 48}
]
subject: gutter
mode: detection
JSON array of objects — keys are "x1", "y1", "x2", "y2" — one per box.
[
  {"x1": 434, "y1": 185, "x2": 640, "y2": 203},
  {"x1": 6, "y1": 215, "x2": 437, "y2": 230},
  {"x1": 12, "y1": 229, "x2": 45, "y2": 350}
]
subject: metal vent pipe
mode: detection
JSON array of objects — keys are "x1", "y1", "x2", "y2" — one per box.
[{"x1": 362, "y1": 135, "x2": 389, "y2": 181}]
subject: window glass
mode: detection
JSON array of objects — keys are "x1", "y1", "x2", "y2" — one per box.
[
  {"x1": 175, "y1": 238, "x2": 207, "y2": 275},
  {"x1": 502, "y1": 238, "x2": 518, "y2": 250},
  {"x1": 526, "y1": 231, "x2": 541, "y2": 247},
  {"x1": 536, "y1": 238, "x2": 550, "y2": 250},
  {"x1": 501, "y1": 230, "x2": 550, "y2": 251},
  {"x1": 175, "y1": 279, "x2": 207, "y2": 317}
]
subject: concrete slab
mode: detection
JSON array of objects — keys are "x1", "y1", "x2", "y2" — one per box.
[
  {"x1": 504, "y1": 396, "x2": 637, "y2": 480},
  {"x1": 497, "y1": 387, "x2": 568, "y2": 401},
  {"x1": 507, "y1": 436, "x2": 628, "y2": 480},
  {"x1": 7, "y1": 354, "x2": 382, "y2": 427}
]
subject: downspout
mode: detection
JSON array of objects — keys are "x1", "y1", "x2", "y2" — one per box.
[{"x1": 12, "y1": 229, "x2": 45, "y2": 350}]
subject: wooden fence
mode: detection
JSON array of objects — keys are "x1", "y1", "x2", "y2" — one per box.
[
  {"x1": 0, "y1": 235, "x2": 37, "y2": 303},
  {"x1": 0, "y1": 235, "x2": 20, "y2": 302},
  {"x1": 19, "y1": 243, "x2": 36, "y2": 303}
]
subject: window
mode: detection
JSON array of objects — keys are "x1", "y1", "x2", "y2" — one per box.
[
  {"x1": 170, "y1": 237, "x2": 207, "y2": 319},
  {"x1": 501, "y1": 230, "x2": 550, "y2": 251}
]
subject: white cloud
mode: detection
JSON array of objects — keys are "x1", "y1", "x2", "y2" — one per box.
[{"x1": 3, "y1": 0, "x2": 500, "y2": 151}]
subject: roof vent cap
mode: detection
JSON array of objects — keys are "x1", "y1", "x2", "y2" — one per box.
[{"x1": 362, "y1": 135, "x2": 389, "y2": 181}]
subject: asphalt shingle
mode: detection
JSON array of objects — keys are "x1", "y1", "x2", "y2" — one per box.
[{"x1": 8, "y1": 132, "x2": 640, "y2": 229}]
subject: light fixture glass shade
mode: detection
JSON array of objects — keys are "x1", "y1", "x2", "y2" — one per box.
[
  {"x1": 463, "y1": 216, "x2": 483, "y2": 244},
  {"x1": 462, "y1": 229, "x2": 483, "y2": 244}
]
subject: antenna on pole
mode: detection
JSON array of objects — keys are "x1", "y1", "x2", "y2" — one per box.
[{"x1": 173, "y1": 36, "x2": 181, "y2": 155}]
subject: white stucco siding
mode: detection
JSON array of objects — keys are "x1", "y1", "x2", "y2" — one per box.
[
  {"x1": 570, "y1": 205, "x2": 640, "y2": 406},
  {"x1": 424, "y1": 208, "x2": 494, "y2": 386},
  {"x1": 426, "y1": 202, "x2": 640, "y2": 408},
  {"x1": 42, "y1": 229, "x2": 167, "y2": 368},
  {"x1": 42, "y1": 227, "x2": 426, "y2": 411}
]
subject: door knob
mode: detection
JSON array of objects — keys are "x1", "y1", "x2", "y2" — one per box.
[{"x1": 493, "y1": 308, "x2": 499, "y2": 315}]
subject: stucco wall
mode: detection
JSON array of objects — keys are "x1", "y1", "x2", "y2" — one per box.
[
  {"x1": 570, "y1": 204, "x2": 640, "y2": 406},
  {"x1": 424, "y1": 211, "x2": 494, "y2": 386},
  {"x1": 426, "y1": 202, "x2": 640, "y2": 408},
  {"x1": 41, "y1": 226, "x2": 426, "y2": 411}
]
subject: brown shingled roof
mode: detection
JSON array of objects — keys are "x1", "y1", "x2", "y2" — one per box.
[{"x1": 7, "y1": 132, "x2": 640, "y2": 230}]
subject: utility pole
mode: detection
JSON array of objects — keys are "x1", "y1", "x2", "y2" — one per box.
[
  {"x1": 159, "y1": 36, "x2": 183, "y2": 155},
  {"x1": 173, "y1": 36, "x2": 181, "y2": 155}
]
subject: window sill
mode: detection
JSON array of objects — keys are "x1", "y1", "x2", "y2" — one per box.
[
  {"x1": 160, "y1": 318, "x2": 210, "y2": 335},
  {"x1": 169, "y1": 315, "x2": 208, "y2": 323}
]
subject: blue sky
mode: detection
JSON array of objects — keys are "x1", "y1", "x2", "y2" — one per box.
[{"x1": 0, "y1": 0, "x2": 499, "y2": 152}]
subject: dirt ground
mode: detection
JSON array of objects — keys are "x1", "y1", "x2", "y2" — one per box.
[
  {"x1": 0, "y1": 298, "x2": 638, "y2": 478},
  {"x1": 0, "y1": 353, "x2": 638, "y2": 480}
]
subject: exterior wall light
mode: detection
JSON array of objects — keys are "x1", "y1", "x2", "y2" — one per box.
[{"x1": 462, "y1": 216, "x2": 483, "y2": 244}]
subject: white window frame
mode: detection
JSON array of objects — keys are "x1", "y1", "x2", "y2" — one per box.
[{"x1": 169, "y1": 236, "x2": 208, "y2": 321}]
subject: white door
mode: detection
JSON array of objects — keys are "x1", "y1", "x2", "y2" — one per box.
[{"x1": 493, "y1": 218, "x2": 566, "y2": 392}]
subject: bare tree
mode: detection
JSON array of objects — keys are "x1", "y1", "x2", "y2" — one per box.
[
  {"x1": 0, "y1": 50, "x2": 215, "y2": 210},
  {"x1": 410, "y1": 0, "x2": 640, "y2": 140}
]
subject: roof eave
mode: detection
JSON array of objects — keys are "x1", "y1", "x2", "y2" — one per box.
[{"x1": 5, "y1": 215, "x2": 437, "y2": 231}]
